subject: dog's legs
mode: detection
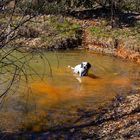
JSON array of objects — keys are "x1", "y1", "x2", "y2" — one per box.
[
  {"x1": 68, "y1": 65, "x2": 74, "y2": 70},
  {"x1": 76, "y1": 77, "x2": 82, "y2": 83}
]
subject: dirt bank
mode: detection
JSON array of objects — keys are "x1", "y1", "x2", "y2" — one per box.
[
  {"x1": 74, "y1": 18, "x2": 140, "y2": 64},
  {"x1": 83, "y1": 28, "x2": 140, "y2": 64}
]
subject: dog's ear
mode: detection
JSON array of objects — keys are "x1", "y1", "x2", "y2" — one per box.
[
  {"x1": 81, "y1": 63, "x2": 83, "y2": 68},
  {"x1": 87, "y1": 63, "x2": 91, "y2": 69}
]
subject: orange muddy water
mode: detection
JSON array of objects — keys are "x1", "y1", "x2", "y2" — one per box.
[{"x1": 0, "y1": 50, "x2": 140, "y2": 132}]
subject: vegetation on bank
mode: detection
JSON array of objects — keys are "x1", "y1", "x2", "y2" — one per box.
[
  {"x1": 89, "y1": 21, "x2": 140, "y2": 51},
  {"x1": 16, "y1": 16, "x2": 81, "y2": 50},
  {"x1": 0, "y1": 15, "x2": 82, "y2": 50}
]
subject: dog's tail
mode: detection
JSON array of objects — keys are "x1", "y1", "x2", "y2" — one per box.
[{"x1": 68, "y1": 65, "x2": 74, "y2": 70}]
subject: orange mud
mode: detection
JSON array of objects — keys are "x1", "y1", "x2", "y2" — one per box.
[{"x1": 30, "y1": 75, "x2": 131, "y2": 108}]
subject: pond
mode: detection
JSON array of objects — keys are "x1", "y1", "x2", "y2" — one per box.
[{"x1": 0, "y1": 50, "x2": 140, "y2": 132}]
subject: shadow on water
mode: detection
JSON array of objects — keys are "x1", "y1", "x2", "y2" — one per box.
[{"x1": 88, "y1": 73, "x2": 100, "y2": 79}]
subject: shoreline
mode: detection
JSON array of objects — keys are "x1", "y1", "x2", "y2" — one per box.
[
  {"x1": 0, "y1": 91, "x2": 139, "y2": 139},
  {"x1": 80, "y1": 19, "x2": 140, "y2": 64}
]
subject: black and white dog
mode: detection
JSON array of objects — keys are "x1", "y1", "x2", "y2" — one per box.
[{"x1": 68, "y1": 62, "x2": 91, "y2": 77}]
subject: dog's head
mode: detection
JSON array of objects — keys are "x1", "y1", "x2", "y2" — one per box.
[
  {"x1": 80, "y1": 62, "x2": 91, "y2": 76},
  {"x1": 81, "y1": 62, "x2": 91, "y2": 70}
]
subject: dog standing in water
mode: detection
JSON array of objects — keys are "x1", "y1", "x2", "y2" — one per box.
[{"x1": 68, "y1": 62, "x2": 91, "y2": 82}]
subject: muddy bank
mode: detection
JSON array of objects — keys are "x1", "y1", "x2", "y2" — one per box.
[
  {"x1": 84, "y1": 36, "x2": 140, "y2": 64},
  {"x1": 0, "y1": 92, "x2": 139, "y2": 139}
]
